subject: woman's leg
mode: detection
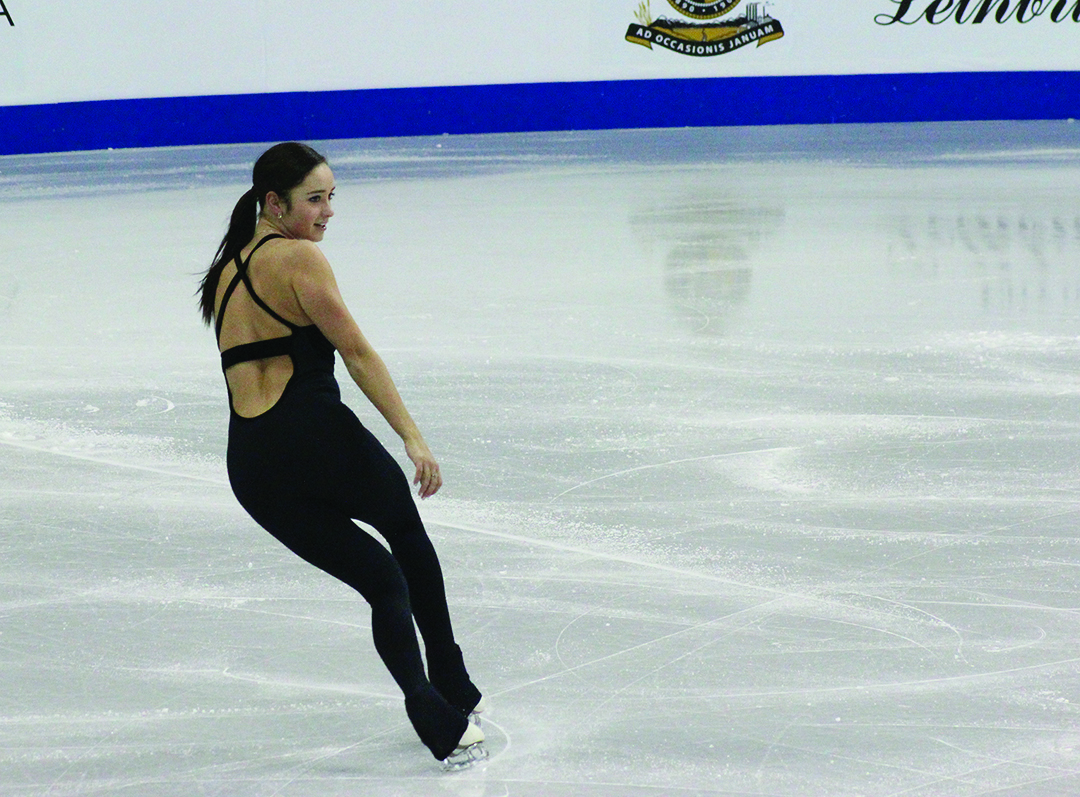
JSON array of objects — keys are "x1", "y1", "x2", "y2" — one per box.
[
  {"x1": 326, "y1": 422, "x2": 484, "y2": 714},
  {"x1": 373, "y1": 506, "x2": 483, "y2": 714},
  {"x1": 244, "y1": 497, "x2": 468, "y2": 758}
]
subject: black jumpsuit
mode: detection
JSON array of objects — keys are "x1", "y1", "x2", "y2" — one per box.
[{"x1": 216, "y1": 235, "x2": 481, "y2": 760}]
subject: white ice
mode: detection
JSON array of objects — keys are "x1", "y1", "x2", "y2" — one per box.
[{"x1": 2, "y1": 122, "x2": 1080, "y2": 796}]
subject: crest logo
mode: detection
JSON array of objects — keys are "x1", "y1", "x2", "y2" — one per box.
[{"x1": 626, "y1": 0, "x2": 784, "y2": 57}]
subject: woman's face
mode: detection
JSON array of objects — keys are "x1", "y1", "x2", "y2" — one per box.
[{"x1": 279, "y1": 163, "x2": 335, "y2": 241}]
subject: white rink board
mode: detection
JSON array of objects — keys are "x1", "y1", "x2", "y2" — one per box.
[{"x1": 0, "y1": 0, "x2": 1079, "y2": 105}]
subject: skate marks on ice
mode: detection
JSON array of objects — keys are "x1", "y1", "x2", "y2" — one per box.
[
  {"x1": 429, "y1": 503, "x2": 1080, "y2": 700},
  {"x1": 422, "y1": 467, "x2": 1080, "y2": 794}
]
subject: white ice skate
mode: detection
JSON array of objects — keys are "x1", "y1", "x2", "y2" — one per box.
[
  {"x1": 468, "y1": 695, "x2": 488, "y2": 727},
  {"x1": 442, "y1": 721, "x2": 487, "y2": 772}
]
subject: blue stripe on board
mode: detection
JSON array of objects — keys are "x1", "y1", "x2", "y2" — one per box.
[{"x1": 2, "y1": 71, "x2": 1078, "y2": 155}]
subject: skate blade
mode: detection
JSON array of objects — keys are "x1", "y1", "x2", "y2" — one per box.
[{"x1": 442, "y1": 742, "x2": 488, "y2": 772}]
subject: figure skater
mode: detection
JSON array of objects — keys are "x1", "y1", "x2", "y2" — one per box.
[{"x1": 197, "y1": 142, "x2": 486, "y2": 767}]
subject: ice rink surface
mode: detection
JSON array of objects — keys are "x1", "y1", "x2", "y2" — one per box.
[{"x1": 3, "y1": 121, "x2": 1080, "y2": 796}]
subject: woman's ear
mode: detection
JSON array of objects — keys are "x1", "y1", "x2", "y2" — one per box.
[{"x1": 265, "y1": 190, "x2": 285, "y2": 218}]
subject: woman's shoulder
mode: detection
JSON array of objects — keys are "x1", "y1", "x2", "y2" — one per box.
[
  {"x1": 263, "y1": 239, "x2": 334, "y2": 290},
  {"x1": 263, "y1": 236, "x2": 324, "y2": 261},
  {"x1": 251, "y1": 236, "x2": 325, "y2": 272}
]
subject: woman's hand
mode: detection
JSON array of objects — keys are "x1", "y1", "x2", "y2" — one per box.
[{"x1": 406, "y1": 437, "x2": 442, "y2": 499}]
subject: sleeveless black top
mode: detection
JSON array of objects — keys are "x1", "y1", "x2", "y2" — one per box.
[{"x1": 215, "y1": 234, "x2": 335, "y2": 378}]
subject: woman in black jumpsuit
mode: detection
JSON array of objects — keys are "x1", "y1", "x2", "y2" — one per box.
[{"x1": 197, "y1": 142, "x2": 486, "y2": 765}]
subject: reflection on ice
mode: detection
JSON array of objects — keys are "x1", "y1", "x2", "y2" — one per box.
[
  {"x1": 632, "y1": 199, "x2": 778, "y2": 335},
  {"x1": 888, "y1": 208, "x2": 1080, "y2": 319},
  {"x1": 2, "y1": 122, "x2": 1080, "y2": 796}
]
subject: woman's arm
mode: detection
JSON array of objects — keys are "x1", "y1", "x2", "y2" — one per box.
[{"x1": 288, "y1": 242, "x2": 442, "y2": 498}]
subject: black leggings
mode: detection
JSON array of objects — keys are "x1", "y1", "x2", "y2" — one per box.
[{"x1": 226, "y1": 376, "x2": 479, "y2": 759}]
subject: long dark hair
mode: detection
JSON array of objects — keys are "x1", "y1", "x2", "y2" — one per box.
[{"x1": 197, "y1": 142, "x2": 328, "y2": 325}]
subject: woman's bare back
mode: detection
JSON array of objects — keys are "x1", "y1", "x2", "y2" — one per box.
[{"x1": 215, "y1": 237, "x2": 310, "y2": 417}]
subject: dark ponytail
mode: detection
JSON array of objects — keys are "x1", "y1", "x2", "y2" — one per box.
[{"x1": 197, "y1": 142, "x2": 328, "y2": 325}]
